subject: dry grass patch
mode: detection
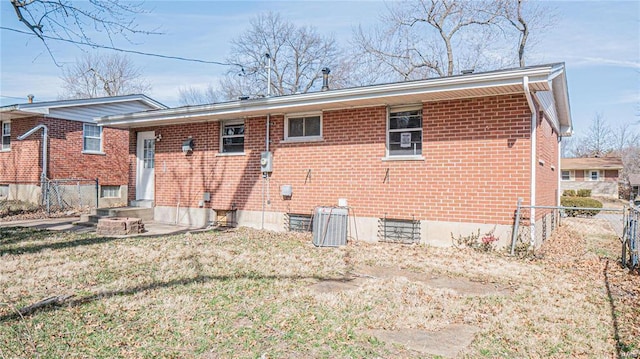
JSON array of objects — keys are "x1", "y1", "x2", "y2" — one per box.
[{"x1": 0, "y1": 224, "x2": 637, "y2": 358}]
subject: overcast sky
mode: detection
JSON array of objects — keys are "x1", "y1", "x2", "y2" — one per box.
[{"x1": 0, "y1": 0, "x2": 638, "y2": 138}]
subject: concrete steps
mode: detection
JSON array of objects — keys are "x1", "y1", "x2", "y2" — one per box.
[{"x1": 77, "y1": 206, "x2": 154, "y2": 226}]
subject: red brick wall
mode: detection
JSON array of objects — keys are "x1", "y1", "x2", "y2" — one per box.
[
  {"x1": 0, "y1": 117, "x2": 41, "y2": 183},
  {"x1": 535, "y1": 110, "x2": 560, "y2": 219},
  {"x1": 604, "y1": 170, "x2": 618, "y2": 182},
  {"x1": 131, "y1": 94, "x2": 534, "y2": 226},
  {"x1": 0, "y1": 116, "x2": 129, "y2": 185}
]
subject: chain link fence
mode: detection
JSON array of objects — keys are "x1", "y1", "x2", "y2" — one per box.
[
  {"x1": 43, "y1": 178, "x2": 98, "y2": 214},
  {"x1": 0, "y1": 178, "x2": 98, "y2": 216},
  {"x1": 511, "y1": 202, "x2": 625, "y2": 255},
  {"x1": 622, "y1": 205, "x2": 639, "y2": 270}
]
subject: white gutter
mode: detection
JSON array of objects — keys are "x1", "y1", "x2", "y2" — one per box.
[
  {"x1": 18, "y1": 124, "x2": 49, "y2": 204},
  {"x1": 557, "y1": 136, "x2": 562, "y2": 206},
  {"x1": 523, "y1": 76, "x2": 537, "y2": 247},
  {"x1": 98, "y1": 64, "x2": 562, "y2": 128}
]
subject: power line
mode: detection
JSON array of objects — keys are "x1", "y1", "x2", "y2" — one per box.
[{"x1": 1, "y1": 27, "x2": 242, "y2": 68}]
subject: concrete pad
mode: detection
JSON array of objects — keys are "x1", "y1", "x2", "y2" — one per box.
[
  {"x1": 0, "y1": 217, "x2": 202, "y2": 237},
  {"x1": 365, "y1": 324, "x2": 480, "y2": 358}
]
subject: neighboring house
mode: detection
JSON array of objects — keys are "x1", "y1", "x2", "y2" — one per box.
[
  {"x1": 98, "y1": 63, "x2": 572, "y2": 247},
  {"x1": 0, "y1": 95, "x2": 166, "y2": 207},
  {"x1": 560, "y1": 157, "x2": 623, "y2": 198},
  {"x1": 629, "y1": 173, "x2": 640, "y2": 203}
]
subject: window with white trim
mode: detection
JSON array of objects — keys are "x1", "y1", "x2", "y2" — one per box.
[
  {"x1": 285, "y1": 114, "x2": 322, "y2": 140},
  {"x1": 561, "y1": 170, "x2": 572, "y2": 181},
  {"x1": 388, "y1": 106, "x2": 422, "y2": 157},
  {"x1": 589, "y1": 170, "x2": 600, "y2": 181},
  {"x1": 0, "y1": 184, "x2": 8, "y2": 198},
  {"x1": 83, "y1": 124, "x2": 102, "y2": 153},
  {"x1": 100, "y1": 185, "x2": 120, "y2": 198},
  {"x1": 1, "y1": 121, "x2": 10, "y2": 151},
  {"x1": 221, "y1": 120, "x2": 244, "y2": 153}
]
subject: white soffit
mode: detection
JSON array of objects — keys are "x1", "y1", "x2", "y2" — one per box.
[{"x1": 98, "y1": 64, "x2": 564, "y2": 128}]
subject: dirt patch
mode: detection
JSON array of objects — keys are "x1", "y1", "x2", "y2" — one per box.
[
  {"x1": 365, "y1": 324, "x2": 480, "y2": 358},
  {"x1": 310, "y1": 265, "x2": 509, "y2": 297},
  {"x1": 354, "y1": 265, "x2": 509, "y2": 296},
  {"x1": 309, "y1": 278, "x2": 366, "y2": 293}
]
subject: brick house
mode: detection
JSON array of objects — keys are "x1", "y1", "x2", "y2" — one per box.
[
  {"x1": 98, "y1": 63, "x2": 572, "y2": 247},
  {"x1": 560, "y1": 157, "x2": 623, "y2": 198},
  {"x1": 629, "y1": 174, "x2": 640, "y2": 203},
  {"x1": 0, "y1": 95, "x2": 166, "y2": 207}
]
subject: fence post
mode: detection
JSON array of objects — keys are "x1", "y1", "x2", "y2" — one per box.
[
  {"x1": 95, "y1": 178, "x2": 99, "y2": 209},
  {"x1": 511, "y1": 198, "x2": 523, "y2": 256}
]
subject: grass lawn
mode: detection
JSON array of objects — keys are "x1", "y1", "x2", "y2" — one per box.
[{"x1": 0, "y1": 221, "x2": 638, "y2": 358}]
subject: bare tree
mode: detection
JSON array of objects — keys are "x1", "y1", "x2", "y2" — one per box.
[
  {"x1": 353, "y1": 0, "x2": 556, "y2": 82},
  {"x1": 217, "y1": 12, "x2": 349, "y2": 100},
  {"x1": 498, "y1": 0, "x2": 556, "y2": 67},
  {"x1": 8, "y1": 0, "x2": 157, "y2": 62},
  {"x1": 178, "y1": 85, "x2": 219, "y2": 106},
  {"x1": 353, "y1": 0, "x2": 506, "y2": 81},
  {"x1": 572, "y1": 113, "x2": 615, "y2": 157},
  {"x1": 60, "y1": 52, "x2": 150, "y2": 99}
]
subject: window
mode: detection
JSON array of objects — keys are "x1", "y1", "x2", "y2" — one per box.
[
  {"x1": 83, "y1": 124, "x2": 102, "y2": 153},
  {"x1": 285, "y1": 114, "x2": 321, "y2": 140},
  {"x1": 590, "y1": 170, "x2": 600, "y2": 181},
  {"x1": 0, "y1": 184, "x2": 8, "y2": 198},
  {"x1": 100, "y1": 185, "x2": 120, "y2": 198},
  {"x1": 388, "y1": 106, "x2": 422, "y2": 157},
  {"x1": 1, "y1": 121, "x2": 10, "y2": 151},
  {"x1": 221, "y1": 120, "x2": 244, "y2": 153},
  {"x1": 561, "y1": 171, "x2": 571, "y2": 181}
]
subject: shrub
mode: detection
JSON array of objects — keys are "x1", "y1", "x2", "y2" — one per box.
[
  {"x1": 561, "y1": 196, "x2": 602, "y2": 217},
  {"x1": 576, "y1": 189, "x2": 592, "y2": 197},
  {"x1": 563, "y1": 190, "x2": 577, "y2": 197},
  {"x1": 451, "y1": 227, "x2": 498, "y2": 252}
]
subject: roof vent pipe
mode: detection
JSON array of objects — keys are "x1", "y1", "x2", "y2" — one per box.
[
  {"x1": 27, "y1": 94, "x2": 34, "y2": 103},
  {"x1": 321, "y1": 67, "x2": 330, "y2": 91}
]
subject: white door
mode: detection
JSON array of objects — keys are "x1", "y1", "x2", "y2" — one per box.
[{"x1": 136, "y1": 131, "x2": 155, "y2": 200}]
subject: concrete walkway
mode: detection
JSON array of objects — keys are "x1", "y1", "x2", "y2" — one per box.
[{"x1": 0, "y1": 216, "x2": 199, "y2": 237}]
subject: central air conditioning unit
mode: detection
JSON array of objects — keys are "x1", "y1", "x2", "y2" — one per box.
[{"x1": 312, "y1": 207, "x2": 348, "y2": 247}]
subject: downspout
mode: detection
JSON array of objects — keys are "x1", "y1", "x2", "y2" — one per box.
[
  {"x1": 523, "y1": 76, "x2": 536, "y2": 247},
  {"x1": 557, "y1": 136, "x2": 562, "y2": 207},
  {"x1": 18, "y1": 124, "x2": 49, "y2": 204},
  {"x1": 262, "y1": 52, "x2": 272, "y2": 230}
]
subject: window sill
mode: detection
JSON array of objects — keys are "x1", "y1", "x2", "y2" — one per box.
[
  {"x1": 216, "y1": 152, "x2": 245, "y2": 157},
  {"x1": 0, "y1": 149, "x2": 10, "y2": 152},
  {"x1": 280, "y1": 137, "x2": 324, "y2": 144},
  {"x1": 82, "y1": 151, "x2": 106, "y2": 156},
  {"x1": 381, "y1": 155, "x2": 425, "y2": 161}
]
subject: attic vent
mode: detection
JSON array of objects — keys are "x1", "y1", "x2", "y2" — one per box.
[{"x1": 461, "y1": 69, "x2": 474, "y2": 75}]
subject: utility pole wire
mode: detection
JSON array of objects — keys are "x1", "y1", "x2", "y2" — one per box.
[{"x1": 1, "y1": 26, "x2": 243, "y2": 68}]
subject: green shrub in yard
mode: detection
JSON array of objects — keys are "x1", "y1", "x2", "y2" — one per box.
[
  {"x1": 561, "y1": 196, "x2": 602, "y2": 217},
  {"x1": 576, "y1": 189, "x2": 592, "y2": 197},
  {"x1": 563, "y1": 190, "x2": 577, "y2": 197}
]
